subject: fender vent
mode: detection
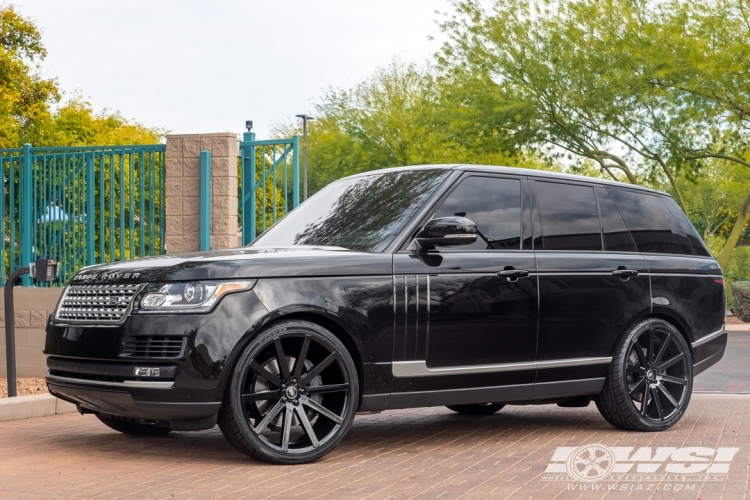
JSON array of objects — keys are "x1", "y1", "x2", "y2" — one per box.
[{"x1": 120, "y1": 335, "x2": 185, "y2": 358}]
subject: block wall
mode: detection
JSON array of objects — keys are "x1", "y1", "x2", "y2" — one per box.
[{"x1": 0, "y1": 288, "x2": 63, "y2": 379}]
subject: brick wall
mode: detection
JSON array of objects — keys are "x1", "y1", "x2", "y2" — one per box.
[{"x1": 0, "y1": 287, "x2": 63, "y2": 379}]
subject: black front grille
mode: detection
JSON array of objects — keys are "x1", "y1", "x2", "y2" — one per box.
[{"x1": 120, "y1": 335, "x2": 185, "y2": 358}]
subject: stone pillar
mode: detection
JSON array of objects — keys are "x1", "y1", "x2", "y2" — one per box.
[
  {"x1": 202, "y1": 133, "x2": 239, "y2": 250},
  {"x1": 165, "y1": 133, "x2": 239, "y2": 253}
]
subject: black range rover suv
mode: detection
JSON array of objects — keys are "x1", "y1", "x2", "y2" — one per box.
[{"x1": 45, "y1": 165, "x2": 727, "y2": 464}]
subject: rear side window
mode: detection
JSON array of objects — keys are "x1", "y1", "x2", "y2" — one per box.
[
  {"x1": 607, "y1": 188, "x2": 695, "y2": 255},
  {"x1": 661, "y1": 197, "x2": 711, "y2": 257},
  {"x1": 536, "y1": 181, "x2": 602, "y2": 251},
  {"x1": 595, "y1": 187, "x2": 637, "y2": 252},
  {"x1": 432, "y1": 176, "x2": 522, "y2": 250}
]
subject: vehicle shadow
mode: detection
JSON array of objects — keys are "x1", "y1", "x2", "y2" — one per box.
[{"x1": 41, "y1": 405, "x2": 613, "y2": 466}]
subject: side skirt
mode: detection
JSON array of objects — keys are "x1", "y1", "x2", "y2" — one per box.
[{"x1": 386, "y1": 378, "x2": 605, "y2": 410}]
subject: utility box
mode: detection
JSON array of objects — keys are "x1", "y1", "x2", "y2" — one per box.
[{"x1": 29, "y1": 258, "x2": 59, "y2": 283}]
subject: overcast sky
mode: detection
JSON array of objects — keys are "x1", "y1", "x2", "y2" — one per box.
[{"x1": 15, "y1": 1, "x2": 452, "y2": 139}]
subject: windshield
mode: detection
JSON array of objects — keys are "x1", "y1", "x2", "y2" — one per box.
[{"x1": 252, "y1": 168, "x2": 450, "y2": 252}]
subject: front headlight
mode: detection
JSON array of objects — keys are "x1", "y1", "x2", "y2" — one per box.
[{"x1": 133, "y1": 280, "x2": 256, "y2": 314}]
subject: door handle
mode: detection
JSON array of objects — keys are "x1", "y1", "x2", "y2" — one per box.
[
  {"x1": 612, "y1": 269, "x2": 639, "y2": 278},
  {"x1": 498, "y1": 269, "x2": 530, "y2": 281}
]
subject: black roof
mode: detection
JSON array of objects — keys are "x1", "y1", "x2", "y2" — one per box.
[{"x1": 344, "y1": 164, "x2": 666, "y2": 196}]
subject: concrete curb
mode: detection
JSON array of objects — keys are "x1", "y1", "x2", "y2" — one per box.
[
  {"x1": 0, "y1": 394, "x2": 76, "y2": 422},
  {"x1": 726, "y1": 324, "x2": 750, "y2": 332},
  {"x1": 693, "y1": 392, "x2": 750, "y2": 397}
]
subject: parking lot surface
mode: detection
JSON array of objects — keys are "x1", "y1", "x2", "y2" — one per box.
[
  {"x1": 0, "y1": 393, "x2": 748, "y2": 499},
  {"x1": 694, "y1": 332, "x2": 750, "y2": 393}
]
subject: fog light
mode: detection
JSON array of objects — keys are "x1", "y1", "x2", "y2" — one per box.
[{"x1": 134, "y1": 367, "x2": 161, "y2": 377}]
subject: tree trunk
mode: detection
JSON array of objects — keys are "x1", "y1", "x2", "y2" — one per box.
[
  {"x1": 654, "y1": 154, "x2": 688, "y2": 215},
  {"x1": 717, "y1": 190, "x2": 750, "y2": 268},
  {"x1": 588, "y1": 150, "x2": 638, "y2": 184}
]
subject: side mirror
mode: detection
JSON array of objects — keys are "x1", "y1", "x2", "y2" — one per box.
[{"x1": 415, "y1": 217, "x2": 478, "y2": 249}]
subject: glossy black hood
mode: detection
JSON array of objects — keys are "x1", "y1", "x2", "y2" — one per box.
[{"x1": 69, "y1": 246, "x2": 393, "y2": 284}]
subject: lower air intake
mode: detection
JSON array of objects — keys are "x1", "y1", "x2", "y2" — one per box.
[{"x1": 120, "y1": 335, "x2": 185, "y2": 358}]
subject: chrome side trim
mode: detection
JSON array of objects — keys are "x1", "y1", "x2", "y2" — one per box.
[
  {"x1": 537, "y1": 272, "x2": 624, "y2": 277},
  {"x1": 536, "y1": 357, "x2": 612, "y2": 369},
  {"x1": 46, "y1": 373, "x2": 174, "y2": 389},
  {"x1": 691, "y1": 327, "x2": 726, "y2": 348},
  {"x1": 392, "y1": 357, "x2": 612, "y2": 378},
  {"x1": 648, "y1": 273, "x2": 710, "y2": 278}
]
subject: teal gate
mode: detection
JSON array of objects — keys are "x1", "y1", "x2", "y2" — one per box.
[
  {"x1": 240, "y1": 131, "x2": 300, "y2": 244},
  {"x1": 0, "y1": 143, "x2": 167, "y2": 285}
]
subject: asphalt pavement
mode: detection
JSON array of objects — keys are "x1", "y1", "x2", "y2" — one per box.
[{"x1": 693, "y1": 331, "x2": 750, "y2": 393}]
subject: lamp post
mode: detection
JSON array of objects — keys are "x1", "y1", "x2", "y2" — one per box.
[{"x1": 295, "y1": 114, "x2": 314, "y2": 200}]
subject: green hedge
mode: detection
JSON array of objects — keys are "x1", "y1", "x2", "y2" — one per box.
[{"x1": 731, "y1": 281, "x2": 750, "y2": 322}]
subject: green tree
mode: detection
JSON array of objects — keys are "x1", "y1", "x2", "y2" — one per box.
[
  {"x1": 33, "y1": 98, "x2": 163, "y2": 146},
  {"x1": 437, "y1": 0, "x2": 695, "y2": 198},
  {"x1": 0, "y1": 6, "x2": 59, "y2": 147},
  {"x1": 439, "y1": 0, "x2": 750, "y2": 267},
  {"x1": 0, "y1": 6, "x2": 162, "y2": 147},
  {"x1": 298, "y1": 60, "x2": 551, "y2": 194}
]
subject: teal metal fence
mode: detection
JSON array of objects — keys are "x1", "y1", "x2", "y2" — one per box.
[
  {"x1": 1, "y1": 143, "x2": 167, "y2": 285},
  {"x1": 239, "y1": 132, "x2": 300, "y2": 244},
  {"x1": 199, "y1": 150, "x2": 211, "y2": 251}
]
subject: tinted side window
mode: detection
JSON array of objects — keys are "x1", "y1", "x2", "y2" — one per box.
[
  {"x1": 595, "y1": 187, "x2": 637, "y2": 252},
  {"x1": 536, "y1": 181, "x2": 602, "y2": 251},
  {"x1": 607, "y1": 188, "x2": 695, "y2": 255},
  {"x1": 433, "y1": 176, "x2": 521, "y2": 250},
  {"x1": 662, "y1": 196, "x2": 711, "y2": 257}
]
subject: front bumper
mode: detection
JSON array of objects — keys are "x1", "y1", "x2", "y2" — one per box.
[
  {"x1": 44, "y1": 288, "x2": 270, "y2": 422},
  {"x1": 47, "y1": 376, "x2": 221, "y2": 421}
]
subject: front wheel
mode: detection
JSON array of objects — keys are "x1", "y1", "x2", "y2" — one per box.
[
  {"x1": 595, "y1": 318, "x2": 693, "y2": 431},
  {"x1": 219, "y1": 320, "x2": 359, "y2": 464}
]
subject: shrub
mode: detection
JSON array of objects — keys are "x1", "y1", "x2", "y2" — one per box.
[
  {"x1": 731, "y1": 282, "x2": 750, "y2": 322},
  {"x1": 723, "y1": 246, "x2": 750, "y2": 311}
]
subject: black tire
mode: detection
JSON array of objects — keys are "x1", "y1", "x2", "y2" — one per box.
[
  {"x1": 595, "y1": 318, "x2": 693, "y2": 431},
  {"x1": 446, "y1": 403, "x2": 505, "y2": 415},
  {"x1": 96, "y1": 414, "x2": 172, "y2": 436},
  {"x1": 218, "y1": 320, "x2": 359, "y2": 464}
]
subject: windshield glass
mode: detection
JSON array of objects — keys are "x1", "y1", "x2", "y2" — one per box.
[{"x1": 252, "y1": 168, "x2": 450, "y2": 252}]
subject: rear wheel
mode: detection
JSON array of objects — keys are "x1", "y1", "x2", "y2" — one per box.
[
  {"x1": 446, "y1": 403, "x2": 505, "y2": 415},
  {"x1": 595, "y1": 318, "x2": 692, "y2": 431},
  {"x1": 96, "y1": 414, "x2": 172, "y2": 436},
  {"x1": 219, "y1": 320, "x2": 359, "y2": 464}
]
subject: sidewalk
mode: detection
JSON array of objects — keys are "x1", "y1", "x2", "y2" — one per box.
[{"x1": 0, "y1": 393, "x2": 747, "y2": 499}]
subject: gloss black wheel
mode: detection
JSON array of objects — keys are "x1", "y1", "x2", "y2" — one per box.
[
  {"x1": 96, "y1": 414, "x2": 172, "y2": 436},
  {"x1": 446, "y1": 403, "x2": 505, "y2": 415},
  {"x1": 595, "y1": 318, "x2": 692, "y2": 431},
  {"x1": 219, "y1": 320, "x2": 359, "y2": 464}
]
